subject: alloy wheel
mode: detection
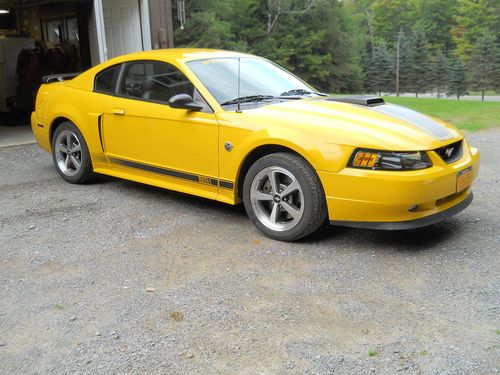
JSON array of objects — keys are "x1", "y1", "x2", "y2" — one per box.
[
  {"x1": 54, "y1": 130, "x2": 82, "y2": 177},
  {"x1": 249, "y1": 166, "x2": 305, "y2": 232}
]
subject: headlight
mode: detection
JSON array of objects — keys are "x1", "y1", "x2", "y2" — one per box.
[{"x1": 349, "y1": 149, "x2": 432, "y2": 170}]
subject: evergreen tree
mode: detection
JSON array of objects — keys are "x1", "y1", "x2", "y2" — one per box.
[
  {"x1": 170, "y1": 0, "x2": 500, "y2": 95},
  {"x1": 467, "y1": 30, "x2": 500, "y2": 101},
  {"x1": 365, "y1": 42, "x2": 393, "y2": 95},
  {"x1": 173, "y1": 0, "x2": 365, "y2": 93},
  {"x1": 406, "y1": 26, "x2": 430, "y2": 97},
  {"x1": 174, "y1": 11, "x2": 234, "y2": 50},
  {"x1": 447, "y1": 58, "x2": 467, "y2": 100},
  {"x1": 396, "y1": 30, "x2": 412, "y2": 94},
  {"x1": 430, "y1": 50, "x2": 448, "y2": 98}
]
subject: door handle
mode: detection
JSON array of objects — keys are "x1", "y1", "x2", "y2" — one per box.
[{"x1": 112, "y1": 108, "x2": 125, "y2": 115}]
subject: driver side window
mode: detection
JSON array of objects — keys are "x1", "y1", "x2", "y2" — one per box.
[{"x1": 118, "y1": 61, "x2": 195, "y2": 104}]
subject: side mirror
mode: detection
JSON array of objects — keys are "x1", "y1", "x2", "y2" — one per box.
[{"x1": 168, "y1": 94, "x2": 203, "y2": 111}]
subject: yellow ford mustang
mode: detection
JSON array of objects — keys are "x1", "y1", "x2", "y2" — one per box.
[{"x1": 31, "y1": 48, "x2": 479, "y2": 241}]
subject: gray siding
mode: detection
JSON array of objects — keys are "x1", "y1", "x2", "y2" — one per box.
[{"x1": 148, "y1": 0, "x2": 174, "y2": 49}]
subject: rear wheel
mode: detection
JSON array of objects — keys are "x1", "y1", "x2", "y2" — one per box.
[
  {"x1": 243, "y1": 152, "x2": 327, "y2": 241},
  {"x1": 51, "y1": 121, "x2": 94, "y2": 184}
]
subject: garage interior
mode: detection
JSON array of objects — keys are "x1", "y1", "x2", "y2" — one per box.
[{"x1": 0, "y1": 0, "x2": 173, "y2": 142}]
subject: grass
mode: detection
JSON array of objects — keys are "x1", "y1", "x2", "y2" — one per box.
[
  {"x1": 368, "y1": 349, "x2": 378, "y2": 357},
  {"x1": 382, "y1": 97, "x2": 500, "y2": 131}
]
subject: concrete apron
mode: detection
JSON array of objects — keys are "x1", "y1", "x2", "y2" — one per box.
[{"x1": 0, "y1": 126, "x2": 36, "y2": 148}]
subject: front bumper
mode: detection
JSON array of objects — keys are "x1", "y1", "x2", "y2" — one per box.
[
  {"x1": 330, "y1": 192, "x2": 473, "y2": 230},
  {"x1": 319, "y1": 140, "x2": 480, "y2": 229}
]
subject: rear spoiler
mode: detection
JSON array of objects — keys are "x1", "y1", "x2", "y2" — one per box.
[{"x1": 42, "y1": 73, "x2": 80, "y2": 84}]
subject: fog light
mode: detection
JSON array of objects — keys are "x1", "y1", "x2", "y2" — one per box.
[{"x1": 408, "y1": 205, "x2": 418, "y2": 212}]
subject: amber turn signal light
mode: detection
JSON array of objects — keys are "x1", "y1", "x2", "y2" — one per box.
[{"x1": 352, "y1": 151, "x2": 379, "y2": 168}]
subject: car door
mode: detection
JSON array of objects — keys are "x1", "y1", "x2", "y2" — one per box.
[{"x1": 100, "y1": 60, "x2": 219, "y2": 191}]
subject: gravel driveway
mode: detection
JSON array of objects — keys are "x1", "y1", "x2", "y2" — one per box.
[{"x1": 0, "y1": 129, "x2": 499, "y2": 374}]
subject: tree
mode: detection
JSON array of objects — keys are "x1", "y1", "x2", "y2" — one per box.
[
  {"x1": 406, "y1": 26, "x2": 431, "y2": 97},
  {"x1": 408, "y1": 0, "x2": 458, "y2": 52},
  {"x1": 451, "y1": 0, "x2": 499, "y2": 61},
  {"x1": 430, "y1": 50, "x2": 448, "y2": 98},
  {"x1": 370, "y1": 0, "x2": 410, "y2": 43},
  {"x1": 397, "y1": 31, "x2": 414, "y2": 93},
  {"x1": 265, "y1": 0, "x2": 318, "y2": 34},
  {"x1": 172, "y1": 0, "x2": 500, "y2": 95},
  {"x1": 173, "y1": 0, "x2": 264, "y2": 51},
  {"x1": 365, "y1": 42, "x2": 393, "y2": 95},
  {"x1": 255, "y1": 0, "x2": 365, "y2": 92},
  {"x1": 467, "y1": 30, "x2": 500, "y2": 101},
  {"x1": 174, "y1": 12, "x2": 234, "y2": 50},
  {"x1": 394, "y1": 30, "x2": 408, "y2": 96},
  {"x1": 447, "y1": 58, "x2": 467, "y2": 100},
  {"x1": 323, "y1": 1, "x2": 366, "y2": 92},
  {"x1": 173, "y1": 0, "x2": 365, "y2": 93}
]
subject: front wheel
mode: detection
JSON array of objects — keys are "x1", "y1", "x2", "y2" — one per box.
[{"x1": 243, "y1": 152, "x2": 327, "y2": 241}]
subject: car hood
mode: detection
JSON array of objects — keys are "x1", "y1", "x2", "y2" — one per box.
[{"x1": 243, "y1": 98, "x2": 462, "y2": 150}]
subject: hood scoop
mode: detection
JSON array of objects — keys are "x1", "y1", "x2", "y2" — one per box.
[{"x1": 327, "y1": 96, "x2": 385, "y2": 107}]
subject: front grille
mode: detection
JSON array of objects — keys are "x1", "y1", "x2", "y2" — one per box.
[{"x1": 435, "y1": 140, "x2": 463, "y2": 164}]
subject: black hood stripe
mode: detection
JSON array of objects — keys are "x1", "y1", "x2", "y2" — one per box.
[{"x1": 371, "y1": 104, "x2": 454, "y2": 140}]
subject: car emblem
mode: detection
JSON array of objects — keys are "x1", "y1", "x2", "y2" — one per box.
[
  {"x1": 224, "y1": 141, "x2": 233, "y2": 152},
  {"x1": 445, "y1": 147, "x2": 454, "y2": 157}
]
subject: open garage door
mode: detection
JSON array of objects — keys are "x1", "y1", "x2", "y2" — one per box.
[
  {"x1": 90, "y1": 0, "x2": 152, "y2": 63},
  {"x1": 102, "y1": 0, "x2": 143, "y2": 59}
]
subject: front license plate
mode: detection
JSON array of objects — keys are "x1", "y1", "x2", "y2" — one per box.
[{"x1": 456, "y1": 167, "x2": 473, "y2": 193}]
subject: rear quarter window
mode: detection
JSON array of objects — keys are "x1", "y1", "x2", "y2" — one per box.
[{"x1": 94, "y1": 64, "x2": 121, "y2": 94}]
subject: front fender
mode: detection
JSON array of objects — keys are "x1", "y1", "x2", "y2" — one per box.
[{"x1": 217, "y1": 112, "x2": 353, "y2": 187}]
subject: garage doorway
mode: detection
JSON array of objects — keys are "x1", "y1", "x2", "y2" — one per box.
[{"x1": 0, "y1": 0, "x2": 164, "y2": 130}]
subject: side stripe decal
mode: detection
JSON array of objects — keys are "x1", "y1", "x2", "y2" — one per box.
[
  {"x1": 109, "y1": 157, "x2": 234, "y2": 190},
  {"x1": 219, "y1": 180, "x2": 234, "y2": 189}
]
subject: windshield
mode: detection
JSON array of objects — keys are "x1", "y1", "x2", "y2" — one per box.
[{"x1": 187, "y1": 57, "x2": 319, "y2": 105}]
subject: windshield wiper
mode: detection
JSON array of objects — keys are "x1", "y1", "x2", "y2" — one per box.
[
  {"x1": 221, "y1": 95, "x2": 276, "y2": 106},
  {"x1": 279, "y1": 89, "x2": 328, "y2": 97}
]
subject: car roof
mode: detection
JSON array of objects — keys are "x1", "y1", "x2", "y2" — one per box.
[
  {"x1": 66, "y1": 48, "x2": 256, "y2": 91},
  {"x1": 106, "y1": 48, "x2": 254, "y2": 64}
]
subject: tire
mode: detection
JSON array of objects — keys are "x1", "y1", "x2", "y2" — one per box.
[
  {"x1": 243, "y1": 152, "x2": 327, "y2": 241},
  {"x1": 51, "y1": 121, "x2": 94, "y2": 184}
]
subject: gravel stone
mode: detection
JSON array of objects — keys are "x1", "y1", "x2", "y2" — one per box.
[{"x1": 0, "y1": 129, "x2": 498, "y2": 374}]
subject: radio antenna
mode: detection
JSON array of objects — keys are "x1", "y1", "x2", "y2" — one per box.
[{"x1": 236, "y1": 57, "x2": 242, "y2": 113}]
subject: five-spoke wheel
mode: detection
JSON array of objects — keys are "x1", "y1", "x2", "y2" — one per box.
[
  {"x1": 54, "y1": 130, "x2": 82, "y2": 177},
  {"x1": 243, "y1": 152, "x2": 327, "y2": 241},
  {"x1": 51, "y1": 121, "x2": 94, "y2": 184},
  {"x1": 249, "y1": 166, "x2": 305, "y2": 232}
]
